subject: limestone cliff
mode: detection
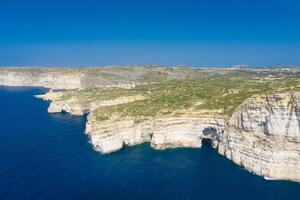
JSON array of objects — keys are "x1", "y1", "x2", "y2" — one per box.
[
  {"x1": 85, "y1": 113, "x2": 226, "y2": 153},
  {"x1": 39, "y1": 91, "x2": 300, "y2": 182},
  {"x1": 0, "y1": 68, "x2": 136, "y2": 89},
  {"x1": 0, "y1": 69, "x2": 83, "y2": 89},
  {"x1": 218, "y1": 92, "x2": 300, "y2": 181},
  {"x1": 36, "y1": 91, "x2": 145, "y2": 115}
]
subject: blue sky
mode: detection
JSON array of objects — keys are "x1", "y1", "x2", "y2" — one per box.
[{"x1": 0, "y1": 0, "x2": 300, "y2": 66}]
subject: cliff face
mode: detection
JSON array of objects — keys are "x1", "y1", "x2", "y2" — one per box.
[
  {"x1": 229, "y1": 93, "x2": 300, "y2": 136},
  {"x1": 36, "y1": 92, "x2": 146, "y2": 116},
  {"x1": 36, "y1": 89, "x2": 300, "y2": 182},
  {"x1": 0, "y1": 70, "x2": 83, "y2": 89},
  {"x1": 218, "y1": 92, "x2": 300, "y2": 181},
  {"x1": 0, "y1": 69, "x2": 136, "y2": 89},
  {"x1": 85, "y1": 113, "x2": 226, "y2": 153}
]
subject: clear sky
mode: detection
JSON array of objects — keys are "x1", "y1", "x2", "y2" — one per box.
[{"x1": 0, "y1": 0, "x2": 300, "y2": 66}]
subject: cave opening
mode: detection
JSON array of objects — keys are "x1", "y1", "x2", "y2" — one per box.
[
  {"x1": 201, "y1": 138, "x2": 213, "y2": 146},
  {"x1": 202, "y1": 127, "x2": 219, "y2": 147}
]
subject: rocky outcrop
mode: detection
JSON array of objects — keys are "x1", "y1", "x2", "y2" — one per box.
[
  {"x1": 86, "y1": 116, "x2": 154, "y2": 153},
  {"x1": 36, "y1": 91, "x2": 145, "y2": 115},
  {"x1": 37, "y1": 90, "x2": 300, "y2": 182},
  {"x1": 229, "y1": 93, "x2": 300, "y2": 136},
  {"x1": 85, "y1": 113, "x2": 226, "y2": 153},
  {"x1": 150, "y1": 117, "x2": 225, "y2": 149},
  {"x1": 218, "y1": 92, "x2": 300, "y2": 182}
]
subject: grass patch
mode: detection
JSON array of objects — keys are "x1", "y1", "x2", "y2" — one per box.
[{"x1": 54, "y1": 69, "x2": 300, "y2": 120}]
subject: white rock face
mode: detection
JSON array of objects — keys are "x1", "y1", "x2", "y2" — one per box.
[
  {"x1": 230, "y1": 92, "x2": 300, "y2": 136},
  {"x1": 85, "y1": 112, "x2": 226, "y2": 153},
  {"x1": 37, "y1": 91, "x2": 146, "y2": 116},
  {"x1": 151, "y1": 117, "x2": 225, "y2": 149},
  {"x1": 86, "y1": 115, "x2": 153, "y2": 153},
  {"x1": 219, "y1": 92, "x2": 300, "y2": 181},
  {"x1": 84, "y1": 92, "x2": 300, "y2": 182},
  {"x1": 0, "y1": 71, "x2": 83, "y2": 89},
  {"x1": 37, "y1": 90, "x2": 300, "y2": 182},
  {"x1": 0, "y1": 69, "x2": 137, "y2": 89}
]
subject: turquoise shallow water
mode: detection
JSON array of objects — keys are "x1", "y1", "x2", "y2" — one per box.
[{"x1": 0, "y1": 86, "x2": 299, "y2": 200}]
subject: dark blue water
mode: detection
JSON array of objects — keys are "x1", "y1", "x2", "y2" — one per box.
[{"x1": 0, "y1": 86, "x2": 299, "y2": 200}]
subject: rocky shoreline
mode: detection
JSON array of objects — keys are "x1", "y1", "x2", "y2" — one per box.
[{"x1": 37, "y1": 90, "x2": 300, "y2": 182}]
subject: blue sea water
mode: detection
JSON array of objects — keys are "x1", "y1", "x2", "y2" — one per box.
[{"x1": 0, "y1": 86, "x2": 299, "y2": 200}]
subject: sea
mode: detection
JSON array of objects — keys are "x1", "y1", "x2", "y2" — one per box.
[{"x1": 0, "y1": 86, "x2": 299, "y2": 200}]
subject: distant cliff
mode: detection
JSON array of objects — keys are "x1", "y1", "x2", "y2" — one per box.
[
  {"x1": 0, "y1": 68, "x2": 83, "y2": 89},
  {"x1": 0, "y1": 66, "x2": 191, "y2": 89}
]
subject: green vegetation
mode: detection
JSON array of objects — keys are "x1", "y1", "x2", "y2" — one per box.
[
  {"x1": 58, "y1": 88, "x2": 139, "y2": 104},
  {"x1": 54, "y1": 68, "x2": 300, "y2": 121},
  {"x1": 95, "y1": 72, "x2": 123, "y2": 79}
]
